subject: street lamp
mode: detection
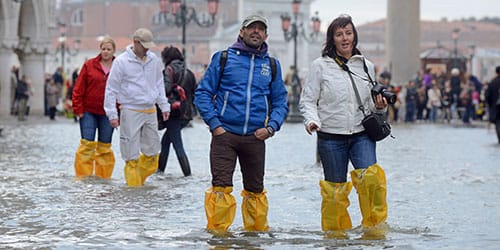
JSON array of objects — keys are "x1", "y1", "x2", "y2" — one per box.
[
  {"x1": 55, "y1": 22, "x2": 80, "y2": 73},
  {"x1": 158, "y1": 0, "x2": 219, "y2": 58},
  {"x1": 468, "y1": 44, "x2": 475, "y2": 74},
  {"x1": 451, "y1": 28, "x2": 460, "y2": 69},
  {"x1": 280, "y1": 0, "x2": 321, "y2": 122}
]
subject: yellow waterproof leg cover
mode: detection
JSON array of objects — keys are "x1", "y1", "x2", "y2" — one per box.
[
  {"x1": 205, "y1": 186, "x2": 236, "y2": 231},
  {"x1": 94, "y1": 142, "x2": 115, "y2": 179},
  {"x1": 241, "y1": 189, "x2": 269, "y2": 231},
  {"x1": 74, "y1": 139, "x2": 96, "y2": 177},
  {"x1": 138, "y1": 154, "x2": 159, "y2": 185},
  {"x1": 124, "y1": 160, "x2": 142, "y2": 187},
  {"x1": 351, "y1": 164, "x2": 387, "y2": 228},
  {"x1": 320, "y1": 180, "x2": 353, "y2": 232}
]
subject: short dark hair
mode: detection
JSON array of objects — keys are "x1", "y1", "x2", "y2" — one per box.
[
  {"x1": 322, "y1": 14, "x2": 359, "y2": 58},
  {"x1": 161, "y1": 46, "x2": 184, "y2": 65},
  {"x1": 496, "y1": 66, "x2": 500, "y2": 74}
]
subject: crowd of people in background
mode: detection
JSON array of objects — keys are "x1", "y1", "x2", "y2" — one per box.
[
  {"x1": 376, "y1": 66, "x2": 494, "y2": 127},
  {"x1": 8, "y1": 61, "x2": 499, "y2": 130}
]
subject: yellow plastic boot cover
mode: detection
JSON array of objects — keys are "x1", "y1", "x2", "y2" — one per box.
[
  {"x1": 351, "y1": 163, "x2": 387, "y2": 228},
  {"x1": 320, "y1": 180, "x2": 353, "y2": 232},
  {"x1": 205, "y1": 186, "x2": 236, "y2": 231},
  {"x1": 74, "y1": 139, "x2": 96, "y2": 177},
  {"x1": 124, "y1": 160, "x2": 142, "y2": 187},
  {"x1": 94, "y1": 141, "x2": 115, "y2": 179},
  {"x1": 241, "y1": 189, "x2": 269, "y2": 232},
  {"x1": 138, "y1": 154, "x2": 159, "y2": 185}
]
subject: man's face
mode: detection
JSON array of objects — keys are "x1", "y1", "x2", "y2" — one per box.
[
  {"x1": 239, "y1": 22, "x2": 268, "y2": 49},
  {"x1": 134, "y1": 40, "x2": 148, "y2": 54}
]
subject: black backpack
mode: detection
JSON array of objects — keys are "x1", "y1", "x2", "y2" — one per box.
[
  {"x1": 157, "y1": 65, "x2": 189, "y2": 130},
  {"x1": 165, "y1": 65, "x2": 188, "y2": 119}
]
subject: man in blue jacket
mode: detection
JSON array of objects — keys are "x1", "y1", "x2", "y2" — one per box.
[{"x1": 195, "y1": 14, "x2": 288, "y2": 232}]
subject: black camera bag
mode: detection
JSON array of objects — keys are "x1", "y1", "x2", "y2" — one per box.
[{"x1": 361, "y1": 112, "x2": 391, "y2": 141}]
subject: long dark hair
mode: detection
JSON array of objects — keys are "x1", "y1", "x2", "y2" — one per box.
[
  {"x1": 321, "y1": 14, "x2": 360, "y2": 58},
  {"x1": 161, "y1": 46, "x2": 184, "y2": 66}
]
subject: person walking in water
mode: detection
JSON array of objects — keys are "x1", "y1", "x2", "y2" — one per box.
[
  {"x1": 72, "y1": 36, "x2": 117, "y2": 179},
  {"x1": 104, "y1": 28, "x2": 170, "y2": 187},
  {"x1": 194, "y1": 14, "x2": 288, "y2": 232},
  {"x1": 299, "y1": 15, "x2": 389, "y2": 238},
  {"x1": 157, "y1": 46, "x2": 196, "y2": 177}
]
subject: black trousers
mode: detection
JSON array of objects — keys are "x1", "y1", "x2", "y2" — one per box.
[{"x1": 209, "y1": 132, "x2": 265, "y2": 193}]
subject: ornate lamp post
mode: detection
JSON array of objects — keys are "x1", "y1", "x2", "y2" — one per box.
[
  {"x1": 55, "y1": 22, "x2": 80, "y2": 72},
  {"x1": 468, "y1": 44, "x2": 475, "y2": 74},
  {"x1": 158, "y1": 0, "x2": 219, "y2": 58},
  {"x1": 280, "y1": 0, "x2": 321, "y2": 122}
]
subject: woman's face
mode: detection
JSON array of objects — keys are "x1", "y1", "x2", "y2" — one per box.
[
  {"x1": 333, "y1": 23, "x2": 355, "y2": 59},
  {"x1": 100, "y1": 42, "x2": 115, "y2": 61}
]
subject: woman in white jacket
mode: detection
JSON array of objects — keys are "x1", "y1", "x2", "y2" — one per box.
[{"x1": 299, "y1": 15, "x2": 388, "y2": 238}]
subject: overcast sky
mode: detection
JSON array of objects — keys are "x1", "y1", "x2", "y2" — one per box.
[{"x1": 310, "y1": 0, "x2": 500, "y2": 27}]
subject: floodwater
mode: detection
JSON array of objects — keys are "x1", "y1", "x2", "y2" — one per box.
[{"x1": 1, "y1": 116, "x2": 499, "y2": 249}]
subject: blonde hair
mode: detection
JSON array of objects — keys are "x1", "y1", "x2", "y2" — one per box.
[{"x1": 99, "y1": 36, "x2": 116, "y2": 50}]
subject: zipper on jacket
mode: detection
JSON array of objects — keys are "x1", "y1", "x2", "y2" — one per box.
[{"x1": 221, "y1": 91, "x2": 229, "y2": 116}]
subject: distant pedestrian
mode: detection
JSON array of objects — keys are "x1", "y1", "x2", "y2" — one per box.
[
  {"x1": 72, "y1": 36, "x2": 117, "y2": 179},
  {"x1": 104, "y1": 28, "x2": 170, "y2": 187},
  {"x1": 157, "y1": 46, "x2": 195, "y2": 177},
  {"x1": 441, "y1": 80, "x2": 454, "y2": 123},
  {"x1": 15, "y1": 75, "x2": 31, "y2": 121},
  {"x1": 485, "y1": 66, "x2": 500, "y2": 143},
  {"x1": 405, "y1": 80, "x2": 418, "y2": 122},
  {"x1": 427, "y1": 83, "x2": 442, "y2": 123},
  {"x1": 46, "y1": 78, "x2": 59, "y2": 120}
]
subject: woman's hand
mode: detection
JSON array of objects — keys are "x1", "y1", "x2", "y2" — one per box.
[
  {"x1": 110, "y1": 119, "x2": 120, "y2": 128},
  {"x1": 374, "y1": 94, "x2": 388, "y2": 110},
  {"x1": 305, "y1": 122, "x2": 320, "y2": 135}
]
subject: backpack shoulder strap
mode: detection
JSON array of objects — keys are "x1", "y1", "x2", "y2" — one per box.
[
  {"x1": 165, "y1": 65, "x2": 175, "y2": 84},
  {"x1": 269, "y1": 56, "x2": 276, "y2": 83},
  {"x1": 216, "y1": 50, "x2": 228, "y2": 91}
]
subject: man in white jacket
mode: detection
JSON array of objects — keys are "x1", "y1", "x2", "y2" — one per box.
[{"x1": 104, "y1": 28, "x2": 170, "y2": 187}]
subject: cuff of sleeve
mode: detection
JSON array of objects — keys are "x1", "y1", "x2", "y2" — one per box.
[
  {"x1": 108, "y1": 113, "x2": 118, "y2": 120},
  {"x1": 208, "y1": 117, "x2": 222, "y2": 132},
  {"x1": 159, "y1": 103, "x2": 170, "y2": 112}
]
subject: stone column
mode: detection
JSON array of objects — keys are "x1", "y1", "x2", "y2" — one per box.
[
  {"x1": 19, "y1": 53, "x2": 46, "y2": 115},
  {"x1": 0, "y1": 49, "x2": 14, "y2": 117},
  {"x1": 386, "y1": 0, "x2": 420, "y2": 84}
]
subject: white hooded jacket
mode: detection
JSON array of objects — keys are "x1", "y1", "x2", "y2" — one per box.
[
  {"x1": 299, "y1": 54, "x2": 384, "y2": 135},
  {"x1": 104, "y1": 45, "x2": 169, "y2": 120}
]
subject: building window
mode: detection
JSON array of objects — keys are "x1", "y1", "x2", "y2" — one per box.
[{"x1": 71, "y1": 9, "x2": 83, "y2": 26}]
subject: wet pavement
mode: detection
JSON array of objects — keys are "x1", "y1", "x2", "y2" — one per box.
[{"x1": 0, "y1": 115, "x2": 499, "y2": 249}]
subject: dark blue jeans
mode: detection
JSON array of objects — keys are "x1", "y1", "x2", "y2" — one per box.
[
  {"x1": 79, "y1": 112, "x2": 113, "y2": 143},
  {"x1": 318, "y1": 133, "x2": 377, "y2": 183},
  {"x1": 158, "y1": 119, "x2": 187, "y2": 172}
]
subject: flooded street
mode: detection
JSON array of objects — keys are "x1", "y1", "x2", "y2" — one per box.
[{"x1": 1, "y1": 116, "x2": 499, "y2": 249}]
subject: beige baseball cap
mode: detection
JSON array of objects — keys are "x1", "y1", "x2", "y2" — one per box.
[
  {"x1": 241, "y1": 14, "x2": 268, "y2": 29},
  {"x1": 133, "y1": 28, "x2": 156, "y2": 49}
]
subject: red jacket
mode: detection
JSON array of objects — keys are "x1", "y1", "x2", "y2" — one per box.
[{"x1": 72, "y1": 54, "x2": 113, "y2": 116}]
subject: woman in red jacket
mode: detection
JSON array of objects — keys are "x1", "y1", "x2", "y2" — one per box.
[{"x1": 72, "y1": 36, "x2": 116, "y2": 179}]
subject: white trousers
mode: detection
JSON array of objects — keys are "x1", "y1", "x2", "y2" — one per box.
[{"x1": 119, "y1": 108, "x2": 160, "y2": 161}]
